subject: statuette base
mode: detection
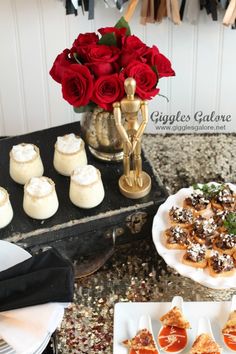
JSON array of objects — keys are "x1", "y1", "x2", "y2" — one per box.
[{"x1": 119, "y1": 171, "x2": 151, "y2": 199}]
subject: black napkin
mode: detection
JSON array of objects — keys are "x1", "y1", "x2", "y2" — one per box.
[{"x1": 0, "y1": 248, "x2": 74, "y2": 312}]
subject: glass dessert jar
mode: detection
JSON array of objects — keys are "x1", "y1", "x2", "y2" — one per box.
[
  {"x1": 69, "y1": 165, "x2": 104, "y2": 209},
  {"x1": 53, "y1": 133, "x2": 87, "y2": 176},
  {"x1": 23, "y1": 176, "x2": 59, "y2": 219},
  {"x1": 9, "y1": 143, "x2": 44, "y2": 185},
  {"x1": 0, "y1": 187, "x2": 13, "y2": 229}
]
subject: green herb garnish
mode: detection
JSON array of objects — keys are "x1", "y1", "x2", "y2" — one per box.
[
  {"x1": 193, "y1": 183, "x2": 225, "y2": 199},
  {"x1": 223, "y1": 212, "x2": 236, "y2": 235}
]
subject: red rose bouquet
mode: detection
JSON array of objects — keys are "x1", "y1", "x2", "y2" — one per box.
[{"x1": 50, "y1": 18, "x2": 175, "y2": 112}]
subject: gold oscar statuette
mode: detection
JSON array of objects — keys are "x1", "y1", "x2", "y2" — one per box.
[{"x1": 113, "y1": 77, "x2": 151, "y2": 199}]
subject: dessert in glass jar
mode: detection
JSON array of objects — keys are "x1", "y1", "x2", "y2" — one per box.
[{"x1": 9, "y1": 143, "x2": 44, "y2": 185}]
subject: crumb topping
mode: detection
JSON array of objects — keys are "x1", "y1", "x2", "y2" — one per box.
[
  {"x1": 215, "y1": 185, "x2": 235, "y2": 206},
  {"x1": 186, "y1": 244, "x2": 206, "y2": 262},
  {"x1": 169, "y1": 207, "x2": 194, "y2": 224},
  {"x1": 215, "y1": 233, "x2": 236, "y2": 250},
  {"x1": 166, "y1": 226, "x2": 189, "y2": 245},
  {"x1": 185, "y1": 190, "x2": 210, "y2": 210},
  {"x1": 213, "y1": 210, "x2": 231, "y2": 226},
  {"x1": 210, "y1": 253, "x2": 235, "y2": 273},
  {"x1": 193, "y1": 217, "x2": 217, "y2": 241}
]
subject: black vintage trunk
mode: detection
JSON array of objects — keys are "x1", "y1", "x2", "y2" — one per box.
[{"x1": 0, "y1": 122, "x2": 168, "y2": 262}]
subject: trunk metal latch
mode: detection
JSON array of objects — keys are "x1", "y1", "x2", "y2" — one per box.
[{"x1": 126, "y1": 211, "x2": 148, "y2": 234}]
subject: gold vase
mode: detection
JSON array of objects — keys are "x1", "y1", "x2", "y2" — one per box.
[{"x1": 80, "y1": 106, "x2": 124, "y2": 162}]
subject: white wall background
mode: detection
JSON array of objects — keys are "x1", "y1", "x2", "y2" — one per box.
[{"x1": 0, "y1": 0, "x2": 236, "y2": 135}]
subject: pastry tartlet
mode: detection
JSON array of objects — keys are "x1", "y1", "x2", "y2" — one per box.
[
  {"x1": 213, "y1": 232, "x2": 236, "y2": 255},
  {"x1": 9, "y1": 143, "x2": 44, "y2": 185},
  {"x1": 192, "y1": 217, "x2": 217, "y2": 245},
  {"x1": 169, "y1": 206, "x2": 194, "y2": 228},
  {"x1": 184, "y1": 189, "x2": 211, "y2": 215},
  {"x1": 0, "y1": 187, "x2": 13, "y2": 229},
  {"x1": 182, "y1": 243, "x2": 208, "y2": 269},
  {"x1": 53, "y1": 133, "x2": 87, "y2": 176},
  {"x1": 213, "y1": 209, "x2": 232, "y2": 227},
  {"x1": 23, "y1": 177, "x2": 59, "y2": 219},
  {"x1": 69, "y1": 165, "x2": 104, "y2": 209},
  {"x1": 164, "y1": 226, "x2": 191, "y2": 250},
  {"x1": 211, "y1": 184, "x2": 235, "y2": 211},
  {"x1": 208, "y1": 252, "x2": 235, "y2": 277}
]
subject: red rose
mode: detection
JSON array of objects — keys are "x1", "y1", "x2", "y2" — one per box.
[
  {"x1": 121, "y1": 35, "x2": 148, "y2": 67},
  {"x1": 73, "y1": 32, "x2": 99, "y2": 48},
  {"x1": 49, "y1": 49, "x2": 75, "y2": 84},
  {"x1": 92, "y1": 74, "x2": 124, "y2": 111},
  {"x1": 98, "y1": 27, "x2": 127, "y2": 47},
  {"x1": 120, "y1": 61, "x2": 159, "y2": 100},
  {"x1": 98, "y1": 27, "x2": 127, "y2": 37},
  {"x1": 61, "y1": 64, "x2": 93, "y2": 107},
  {"x1": 86, "y1": 61, "x2": 119, "y2": 77},
  {"x1": 78, "y1": 44, "x2": 120, "y2": 64},
  {"x1": 144, "y1": 46, "x2": 175, "y2": 78}
]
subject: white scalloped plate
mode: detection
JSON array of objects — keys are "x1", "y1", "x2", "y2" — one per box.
[{"x1": 152, "y1": 182, "x2": 236, "y2": 289}]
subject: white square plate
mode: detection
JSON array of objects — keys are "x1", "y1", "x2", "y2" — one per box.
[{"x1": 113, "y1": 301, "x2": 232, "y2": 354}]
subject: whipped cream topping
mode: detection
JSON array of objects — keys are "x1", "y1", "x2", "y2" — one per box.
[
  {"x1": 0, "y1": 188, "x2": 6, "y2": 203},
  {"x1": 26, "y1": 177, "x2": 53, "y2": 197},
  {"x1": 72, "y1": 165, "x2": 98, "y2": 185},
  {"x1": 56, "y1": 133, "x2": 82, "y2": 154},
  {"x1": 11, "y1": 144, "x2": 37, "y2": 162}
]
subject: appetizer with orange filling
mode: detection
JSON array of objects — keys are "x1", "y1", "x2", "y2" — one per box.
[
  {"x1": 222, "y1": 310, "x2": 236, "y2": 351},
  {"x1": 123, "y1": 328, "x2": 158, "y2": 354},
  {"x1": 182, "y1": 244, "x2": 208, "y2": 269},
  {"x1": 169, "y1": 206, "x2": 194, "y2": 228},
  {"x1": 158, "y1": 306, "x2": 190, "y2": 352},
  {"x1": 208, "y1": 252, "x2": 235, "y2": 277},
  {"x1": 190, "y1": 333, "x2": 222, "y2": 354},
  {"x1": 164, "y1": 226, "x2": 191, "y2": 250}
]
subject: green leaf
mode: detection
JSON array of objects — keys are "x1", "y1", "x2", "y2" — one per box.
[
  {"x1": 73, "y1": 53, "x2": 82, "y2": 64},
  {"x1": 99, "y1": 32, "x2": 117, "y2": 46},
  {"x1": 223, "y1": 212, "x2": 236, "y2": 234},
  {"x1": 192, "y1": 183, "x2": 225, "y2": 199},
  {"x1": 115, "y1": 16, "x2": 131, "y2": 36}
]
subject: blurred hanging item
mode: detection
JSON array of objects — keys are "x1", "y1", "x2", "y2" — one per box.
[
  {"x1": 125, "y1": 0, "x2": 139, "y2": 21},
  {"x1": 166, "y1": 0, "x2": 181, "y2": 24},
  {"x1": 200, "y1": 0, "x2": 218, "y2": 21},
  {"x1": 223, "y1": 0, "x2": 236, "y2": 25},
  {"x1": 156, "y1": 0, "x2": 167, "y2": 23},
  {"x1": 184, "y1": 0, "x2": 200, "y2": 24},
  {"x1": 140, "y1": 0, "x2": 149, "y2": 24}
]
